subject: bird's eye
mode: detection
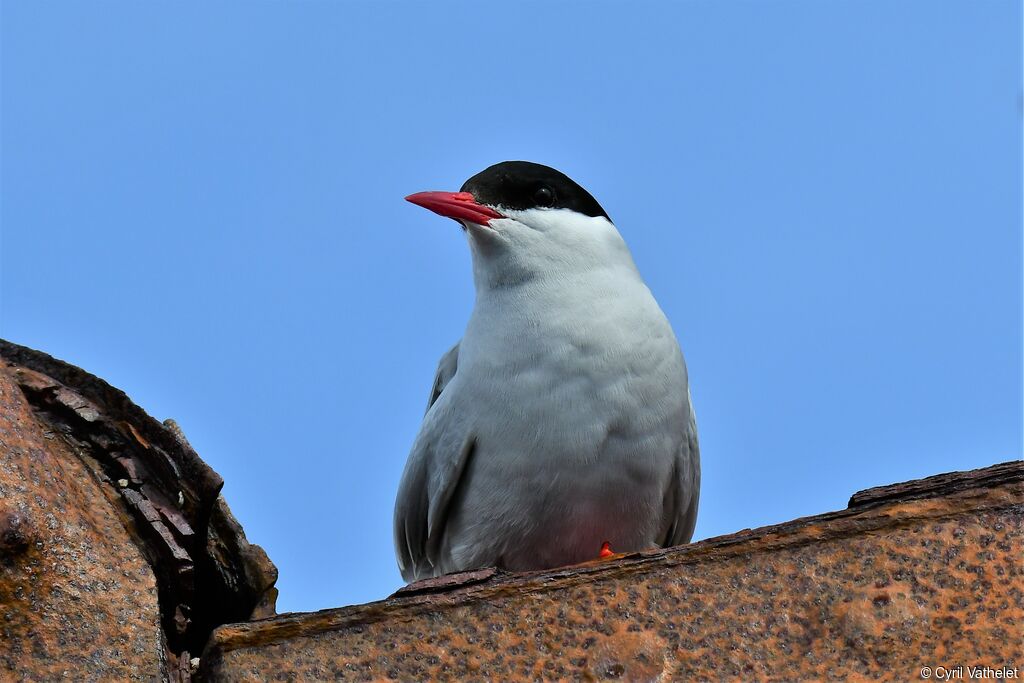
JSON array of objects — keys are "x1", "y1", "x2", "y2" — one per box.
[{"x1": 534, "y1": 186, "x2": 554, "y2": 207}]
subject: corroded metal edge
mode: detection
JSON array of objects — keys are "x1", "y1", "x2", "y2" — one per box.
[
  {"x1": 204, "y1": 460, "x2": 1022, "y2": 656},
  {"x1": 847, "y1": 459, "x2": 1022, "y2": 508},
  {"x1": 0, "y1": 339, "x2": 279, "y2": 673}
]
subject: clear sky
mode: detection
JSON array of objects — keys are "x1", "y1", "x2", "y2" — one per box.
[{"x1": 2, "y1": 2, "x2": 1021, "y2": 614}]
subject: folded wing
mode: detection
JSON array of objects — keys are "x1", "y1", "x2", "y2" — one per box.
[{"x1": 394, "y1": 342, "x2": 475, "y2": 581}]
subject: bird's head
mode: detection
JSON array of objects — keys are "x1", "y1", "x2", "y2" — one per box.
[{"x1": 406, "y1": 161, "x2": 635, "y2": 289}]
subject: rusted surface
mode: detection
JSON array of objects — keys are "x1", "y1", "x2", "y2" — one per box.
[
  {"x1": 393, "y1": 567, "x2": 500, "y2": 598},
  {"x1": 202, "y1": 461, "x2": 1023, "y2": 682},
  {"x1": 0, "y1": 340, "x2": 279, "y2": 680},
  {"x1": 0, "y1": 357, "x2": 164, "y2": 680},
  {"x1": 847, "y1": 460, "x2": 1023, "y2": 508}
]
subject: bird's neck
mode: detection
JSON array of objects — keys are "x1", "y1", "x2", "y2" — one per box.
[
  {"x1": 470, "y1": 259, "x2": 654, "y2": 335},
  {"x1": 469, "y1": 242, "x2": 641, "y2": 294}
]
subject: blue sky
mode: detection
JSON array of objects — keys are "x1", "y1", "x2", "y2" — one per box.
[{"x1": 2, "y1": 2, "x2": 1020, "y2": 614}]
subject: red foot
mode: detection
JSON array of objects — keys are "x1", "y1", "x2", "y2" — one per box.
[{"x1": 598, "y1": 541, "x2": 614, "y2": 558}]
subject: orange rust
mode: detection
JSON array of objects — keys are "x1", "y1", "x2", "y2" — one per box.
[
  {"x1": 0, "y1": 360, "x2": 165, "y2": 680},
  {"x1": 201, "y1": 461, "x2": 1023, "y2": 681},
  {"x1": 0, "y1": 340, "x2": 278, "y2": 681},
  {"x1": 120, "y1": 419, "x2": 152, "y2": 449}
]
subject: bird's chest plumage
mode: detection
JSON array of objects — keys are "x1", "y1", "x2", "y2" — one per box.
[
  {"x1": 457, "y1": 272, "x2": 688, "y2": 463},
  {"x1": 437, "y1": 274, "x2": 690, "y2": 571}
]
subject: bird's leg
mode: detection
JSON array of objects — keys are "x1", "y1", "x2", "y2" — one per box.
[{"x1": 558, "y1": 541, "x2": 625, "y2": 571}]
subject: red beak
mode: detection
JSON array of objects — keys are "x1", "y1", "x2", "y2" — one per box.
[{"x1": 405, "y1": 191, "x2": 503, "y2": 226}]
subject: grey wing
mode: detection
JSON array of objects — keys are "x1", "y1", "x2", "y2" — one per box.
[
  {"x1": 425, "y1": 342, "x2": 459, "y2": 414},
  {"x1": 394, "y1": 342, "x2": 474, "y2": 582},
  {"x1": 660, "y1": 388, "x2": 701, "y2": 548}
]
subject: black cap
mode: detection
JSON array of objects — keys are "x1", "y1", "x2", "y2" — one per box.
[{"x1": 461, "y1": 161, "x2": 610, "y2": 221}]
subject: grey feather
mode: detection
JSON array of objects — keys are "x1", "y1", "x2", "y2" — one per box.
[
  {"x1": 426, "y1": 342, "x2": 459, "y2": 414},
  {"x1": 660, "y1": 389, "x2": 701, "y2": 548},
  {"x1": 394, "y1": 342, "x2": 471, "y2": 581}
]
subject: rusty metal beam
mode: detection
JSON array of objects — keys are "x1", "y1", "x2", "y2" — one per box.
[{"x1": 201, "y1": 461, "x2": 1022, "y2": 681}]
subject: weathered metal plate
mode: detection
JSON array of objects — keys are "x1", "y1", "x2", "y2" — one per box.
[
  {"x1": 0, "y1": 340, "x2": 279, "y2": 681},
  {"x1": 201, "y1": 461, "x2": 1022, "y2": 681},
  {"x1": 0, "y1": 359, "x2": 165, "y2": 681}
]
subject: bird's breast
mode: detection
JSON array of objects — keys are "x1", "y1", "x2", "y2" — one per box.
[{"x1": 456, "y1": 272, "x2": 688, "y2": 460}]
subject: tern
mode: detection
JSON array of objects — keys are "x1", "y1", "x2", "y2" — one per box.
[{"x1": 395, "y1": 161, "x2": 699, "y2": 581}]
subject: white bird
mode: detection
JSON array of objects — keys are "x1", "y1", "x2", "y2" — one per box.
[{"x1": 395, "y1": 161, "x2": 699, "y2": 582}]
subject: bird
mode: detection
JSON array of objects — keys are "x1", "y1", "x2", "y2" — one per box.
[{"x1": 394, "y1": 161, "x2": 700, "y2": 582}]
